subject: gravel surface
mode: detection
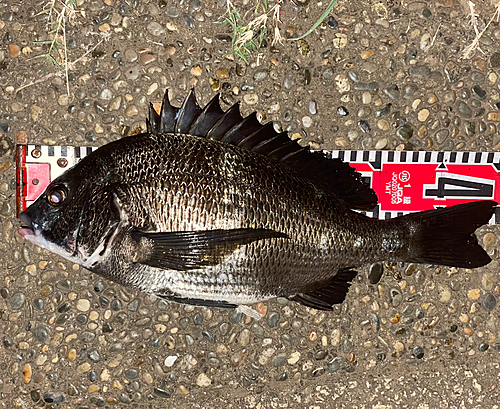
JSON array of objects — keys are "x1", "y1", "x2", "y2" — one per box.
[{"x1": 1, "y1": 0, "x2": 500, "y2": 407}]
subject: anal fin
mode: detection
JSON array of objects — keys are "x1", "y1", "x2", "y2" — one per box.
[{"x1": 289, "y1": 269, "x2": 358, "y2": 310}]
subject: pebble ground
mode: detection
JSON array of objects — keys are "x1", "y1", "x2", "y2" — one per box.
[{"x1": 1, "y1": 0, "x2": 500, "y2": 407}]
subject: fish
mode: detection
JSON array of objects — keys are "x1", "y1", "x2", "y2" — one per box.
[{"x1": 18, "y1": 88, "x2": 497, "y2": 310}]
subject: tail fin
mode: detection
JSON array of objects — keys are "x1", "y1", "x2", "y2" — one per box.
[{"x1": 397, "y1": 201, "x2": 496, "y2": 268}]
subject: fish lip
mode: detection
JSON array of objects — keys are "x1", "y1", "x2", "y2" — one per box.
[{"x1": 18, "y1": 212, "x2": 42, "y2": 237}]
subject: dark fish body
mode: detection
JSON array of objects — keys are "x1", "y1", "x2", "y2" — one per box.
[{"x1": 19, "y1": 89, "x2": 496, "y2": 310}]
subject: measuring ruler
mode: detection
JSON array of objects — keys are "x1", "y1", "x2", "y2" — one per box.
[{"x1": 16, "y1": 144, "x2": 500, "y2": 224}]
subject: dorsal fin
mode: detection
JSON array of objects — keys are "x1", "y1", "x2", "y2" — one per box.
[
  {"x1": 146, "y1": 88, "x2": 378, "y2": 211},
  {"x1": 175, "y1": 88, "x2": 202, "y2": 134},
  {"x1": 159, "y1": 89, "x2": 178, "y2": 133}
]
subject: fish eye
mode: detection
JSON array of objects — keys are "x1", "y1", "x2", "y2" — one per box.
[{"x1": 47, "y1": 185, "x2": 68, "y2": 206}]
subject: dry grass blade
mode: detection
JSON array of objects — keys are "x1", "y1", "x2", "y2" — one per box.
[
  {"x1": 290, "y1": 0, "x2": 339, "y2": 41},
  {"x1": 462, "y1": 0, "x2": 500, "y2": 59},
  {"x1": 222, "y1": 0, "x2": 282, "y2": 63},
  {"x1": 34, "y1": 0, "x2": 77, "y2": 94}
]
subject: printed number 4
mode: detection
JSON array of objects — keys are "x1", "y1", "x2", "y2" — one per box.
[{"x1": 424, "y1": 174, "x2": 494, "y2": 199}]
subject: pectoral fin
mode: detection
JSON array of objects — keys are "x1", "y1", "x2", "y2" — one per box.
[{"x1": 132, "y1": 228, "x2": 288, "y2": 271}]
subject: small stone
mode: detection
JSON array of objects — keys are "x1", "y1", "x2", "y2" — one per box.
[
  {"x1": 444, "y1": 61, "x2": 460, "y2": 83},
  {"x1": 335, "y1": 137, "x2": 347, "y2": 148},
  {"x1": 478, "y1": 343, "x2": 489, "y2": 352},
  {"x1": 166, "y1": 7, "x2": 180, "y2": 17},
  {"x1": 76, "y1": 314, "x2": 88, "y2": 325},
  {"x1": 141, "y1": 52, "x2": 156, "y2": 65},
  {"x1": 435, "y1": 129, "x2": 449, "y2": 144},
  {"x1": 58, "y1": 94, "x2": 69, "y2": 106},
  {"x1": 487, "y1": 113, "x2": 500, "y2": 121},
  {"x1": 337, "y1": 106, "x2": 349, "y2": 116},
  {"x1": 254, "y1": 71, "x2": 268, "y2": 81},
  {"x1": 288, "y1": 351, "x2": 300, "y2": 365},
  {"x1": 297, "y1": 39, "x2": 310, "y2": 56},
  {"x1": 10, "y1": 292, "x2": 25, "y2": 309},
  {"x1": 77, "y1": 363, "x2": 91, "y2": 374},
  {"x1": 302, "y1": 116, "x2": 312, "y2": 128},
  {"x1": 361, "y1": 50, "x2": 374, "y2": 59},
  {"x1": 402, "y1": 84, "x2": 418, "y2": 99},
  {"x1": 481, "y1": 293, "x2": 497, "y2": 312},
  {"x1": 238, "y1": 329, "x2": 250, "y2": 346},
  {"x1": 88, "y1": 350, "x2": 101, "y2": 363},
  {"x1": 490, "y1": 52, "x2": 500, "y2": 68},
  {"x1": 256, "y1": 303, "x2": 267, "y2": 316},
  {"x1": 230, "y1": 309, "x2": 243, "y2": 323},
  {"x1": 353, "y1": 82, "x2": 379, "y2": 91},
  {"x1": 154, "y1": 388, "x2": 171, "y2": 399},
  {"x1": 23, "y1": 363, "x2": 32, "y2": 384},
  {"x1": 333, "y1": 33, "x2": 347, "y2": 48},
  {"x1": 272, "y1": 354, "x2": 288, "y2": 367},
  {"x1": 369, "y1": 263, "x2": 384, "y2": 284},
  {"x1": 384, "y1": 85, "x2": 400, "y2": 100},
  {"x1": 77, "y1": 299, "x2": 90, "y2": 312},
  {"x1": 412, "y1": 346, "x2": 424, "y2": 359},
  {"x1": 472, "y1": 85, "x2": 486, "y2": 100},
  {"x1": 88, "y1": 384, "x2": 99, "y2": 394},
  {"x1": 456, "y1": 101, "x2": 472, "y2": 118},
  {"x1": 358, "y1": 120, "x2": 371, "y2": 133},
  {"x1": 124, "y1": 49, "x2": 138, "y2": 63},
  {"x1": 217, "y1": 69, "x2": 229, "y2": 79},
  {"x1": 418, "y1": 109, "x2": 429, "y2": 122},
  {"x1": 377, "y1": 119, "x2": 389, "y2": 131},
  {"x1": 418, "y1": 125, "x2": 428, "y2": 138},
  {"x1": 147, "y1": 21, "x2": 164, "y2": 36},
  {"x1": 410, "y1": 65, "x2": 430, "y2": 77},
  {"x1": 328, "y1": 357, "x2": 346, "y2": 373},
  {"x1": 396, "y1": 124, "x2": 413, "y2": 141},
  {"x1": 32, "y1": 325, "x2": 49, "y2": 343},
  {"x1": 267, "y1": 312, "x2": 280, "y2": 328},
  {"x1": 108, "y1": 96, "x2": 122, "y2": 111},
  {"x1": 30, "y1": 389, "x2": 40, "y2": 402},
  {"x1": 309, "y1": 100, "x2": 317, "y2": 115},
  {"x1": 468, "y1": 289, "x2": 481, "y2": 300},
  {"x1": 191, "y1": 65, "x2": 202, "y2": 76},
  {"x1": 348, "y1": 70, "x2": 360, "y2": 82},
  {"x1": 125, "y1": 105, "x2": 139, "y2": 117},
  {"x1": 327, "y1": 16, "x2": 338, "y2": 29},
  {"x1": 98, "y1": 23, "x2": 110, "y2": 32},
  {"x1": 102, "y1": 322, "x2": 113, "y2": 333},
  {"x1": 43, "y1": 392, "x2": 65, "y2": 404},
  {"x1": 482, "y1": 273, "x2": 494, "y2": 290},
  {"x1": 389, "y1": 288, "x2": 403, "y2": 307},
  {"x1": 125, "y1": 368, "x2": 138, "y2": 379},
  {"x1": 164, "y1": 356, "x2": 178, "y2": 367},
  {"x1": 335, "y1": 74, "x2": 350, "y2": 93},
  {"x1": 362, "y1": 92, "x2": 372, "y2": 104},
  {"x1": 196, "y1": 373, "x2": 211, "y2": 387},
  {"x1": 438, "y1": 286, "x2": 451, "y2": 303},
  {"x1": 243, "y1": 94, "x2": 258, "y2": 105},
  {"x1": 8, "y1": 44, "x2": 20, "y2": 57}
]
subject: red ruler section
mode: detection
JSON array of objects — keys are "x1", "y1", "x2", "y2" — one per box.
[
  {"x1": 328, "y1": 150, "x2": 500, "y2": 224},
  {"x1": 16, "y1": 145, "x2": 500, "y2": 224},
  {"x1": 16, "y1": 144, "x2": 98, "y2": 215}
]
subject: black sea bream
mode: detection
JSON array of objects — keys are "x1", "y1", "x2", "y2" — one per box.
[{"x1": 18, "y1": 89, "x2": 496, "y2": 310}]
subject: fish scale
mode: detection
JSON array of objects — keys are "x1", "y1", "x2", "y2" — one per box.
[{"x1": 18, "y1": 88, "x2": 497, "y2": 310}]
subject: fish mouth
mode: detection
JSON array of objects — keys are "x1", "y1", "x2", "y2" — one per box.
[{"x1": 18, "y1": 212, "x2": 42, "y2": 239}]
